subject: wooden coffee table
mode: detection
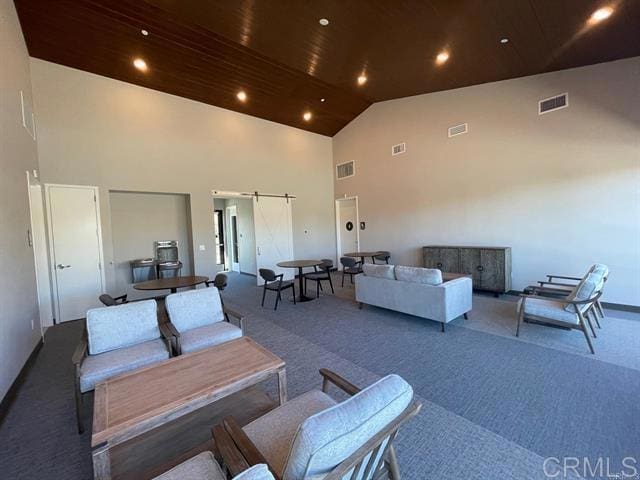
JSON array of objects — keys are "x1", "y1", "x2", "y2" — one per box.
[{"x1": 91, "y1": 337, "x2": 286, "y2": 480}]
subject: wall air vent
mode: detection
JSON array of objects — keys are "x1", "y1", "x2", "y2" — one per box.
[
  {"x1": 539, "y1": 93, "x2": 568, "y2": 115},
  {"x1": 448, "y1": 123, "x2": 468, "y2": 138},
  {"x1": 336, "y1": 160, "x2": 355, "y2": 180},
  {"x1": 391, "y1": 142, "x2": 406, "y2": 156}
]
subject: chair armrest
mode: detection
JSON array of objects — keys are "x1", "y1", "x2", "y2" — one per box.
[
  {"x1": 163, "y1": 321, "x2": 180, "y2": 338},
  {"x1": 72, "y1": 331, "x2": 88, "y2": 365},
  {"x1": 538, "y1": 280, "x2": 578, "y2": 288},
  {"x1": 224, "y1": 307, "x2": 245, "y2": 331},
  {"x1": 319, "y1": 368, "x2": 361, "y2": 396},
  {"x1": 205, "y1": 280, "x2": 214, "y2": 287},
  {"x1": 546, "y1": 275, "x2": 582, "y2": 282},
  {"x1": 212, "y1": 424, "x2": 250, "y2": 477},
  {"x1": 221, "y1": 416, "x2": 281, "y2": 480},
  {"x1": 158, "y1": 322, "x2": 174, "y2": 340},
  {"x1": 520, "y1": 292, "x2": 601, "y2": 306},
  {"x1": 529, "y1": 286, "x2": 572, "y2": 296}
]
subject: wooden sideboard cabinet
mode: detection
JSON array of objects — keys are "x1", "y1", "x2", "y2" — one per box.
[{"x1": 423, "y1": 246, "x2": 512, "y2": 294}]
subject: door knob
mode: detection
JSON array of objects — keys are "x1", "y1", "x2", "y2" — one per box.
[{"x1": 57, "y1": 264, "x2": 71, "y2": 269}]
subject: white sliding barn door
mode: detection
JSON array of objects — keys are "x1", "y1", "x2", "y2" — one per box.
[
  {"x1": 253, "y1": 196, "x2": 294, "y2": 285},
  {"x1": 47, "y1": 185, "x2": 104, "y2": 322}
]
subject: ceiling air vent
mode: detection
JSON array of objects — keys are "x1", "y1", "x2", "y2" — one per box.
[
  {"x1": 448, "y1": 123, "x2": 468, "y2": 138},
  {"x1": 391, "y1": 142, "x2": 406, "y2": 156},
  {"x1": 336, "y1": 160, "x2": 355, "y2": 180},
  {"x1": 539, "y1": 93, "x2": 568, "y2": 115}
]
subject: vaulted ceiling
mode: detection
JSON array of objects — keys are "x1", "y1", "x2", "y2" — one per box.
[{"x1": 15, "y1": 0, "x2": 640, "y2": 136}]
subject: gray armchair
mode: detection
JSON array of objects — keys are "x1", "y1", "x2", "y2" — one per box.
[
  {"x1": 72, "y1": 299, "x2": 173, "y2": 433},
  {"x1": 164, "y1": 287, "x2": 244, "y2": 355},
  {"x1": 153, "y1": 452, "x2": 274, "y2": 480},
  {"x1": 213, "y1": 369, "x2": 421, "y2": 480},
  {"x1": 517, "y1": 271, "x2": 605, "y2": 353}
]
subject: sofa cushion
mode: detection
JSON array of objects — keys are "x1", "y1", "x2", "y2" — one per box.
[
  {"x1": 283, "y1": 374, "x2": 413, "y2": 479},
  {"x1": 395, "y1": 266, "x2": 442, "y2": 285},
  {"x1": 180, "y1": 322, "x2": 243, "y2": 354},
  {"x1": 520, "y1": 298, "x2": 583, "y2": 324},
  {"x1": 361, "y1": 263, "x2": 395, "y2": 280},
  {"x1": 153, "y1": 451, "x2": 225, "y2": 480},
  {"x1": 243, "y1": 390, "x2": 337, "y2": 477},
  {"x1": 233, "y1": 465, "x2": 275, "y2": 480},
  {"x1": 165, "y1": 288, "x2": 224, "y2": 333},
  {"x1": 564, "y1": 272, "x2": 600, "y2": 313},
  {"x1": 86, "y1": 300, "x2": 159, "y2": 355},
  {"x1": 80, "y1": 338, "x2": 169, "y2": 393}
]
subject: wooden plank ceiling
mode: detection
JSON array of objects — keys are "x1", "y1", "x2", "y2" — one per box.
[{"x1": 15, "y1": 0, "x2": 640, "y2": 136}]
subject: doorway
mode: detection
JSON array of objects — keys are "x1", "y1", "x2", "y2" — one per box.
[
  {"x1": 226, "y1": 205, "x2": 240, "y2": 272},
  {"x1": 213, "y1": 209, "x2": 225, "y2": 268},
  {"x1": 46, "y1": 184, "x2": 105, "y2": 322},
  {"x1": 335, "y1": 196, "x2": 360, "y2": 258}
]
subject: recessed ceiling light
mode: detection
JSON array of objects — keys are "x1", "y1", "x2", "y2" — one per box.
[
  {"x1": 133, "y1": 58, "x2": 148, "y2": 72},
  {"x1": 141, "y1": 29, "x2": 149, "y2": 36},
  {"x1": 590, "y1": 6, "x2": 613, "y2": 22},
  {"x1": 500, "y1": 38, "x2": 509, "y2": 44},
  {"x1": 237, "y1": 91, "x2": 247, "y2": 102},
  {"x1": 320, "y1": 98, "x2": 326, "y2": 102},
  {"x1": 436, "y1": 51, "x2": 450, "y2": 65},
  {"x1": 357, "y1": 74, "x2": 367, "y2": 86},
  {"x1": 303, "y1": 111, "x2": 312, "y2": 121},
  {"x1": 319, "y1": 18, "x2": 329, "y2": 26}
]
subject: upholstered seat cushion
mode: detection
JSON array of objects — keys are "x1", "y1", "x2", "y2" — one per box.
[
  {"x1": 520, "y1": 297, "x2": 582, "y2": 324},
  {"x1": 234, "y1": 464, "x2": 276, "y2": 480},
  {"x1": 243, "y1": 390, "x2": 337, "y2": 477},
  {"x1": 80, "y1": 339, "x2": 169, "y2": 393},
  {"x1": 86, "y1": 300, "x2": 159, "y2": 355},
  {"x1": 179, "y1": 322, "x2": 243, "y2": 354},
  {"x1": 395, "y1": 266, "x2": 442, "y2": 285},
  {"x1": 265, "y1": 280, "x2": 295, "y2": 290},
  {"x1": 165, "y1": 288, "x2": 224, "y2": 333},
  {"x1": 153, "y1": 451, "x2": 225, "y2": 480},
  {"x1": 362, "y1": 264, "x2": 395, "y2": 280}
]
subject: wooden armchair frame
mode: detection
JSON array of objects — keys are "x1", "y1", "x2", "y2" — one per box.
[
  {"x1": 516, "y1": 290, "x2": 603, "y2": 354},
  {"x1": 536, "y1": 272, "x2": 608, "y2": 320},
  {"x1": 164, "y1": 306, "x2": 245, "y2": 356},
  {"x1": 72, "y1": 324, "x2": 173, "y2": 434},
  {"x1": 213, "y1": 369, "x2": 422, "y2": 480}
]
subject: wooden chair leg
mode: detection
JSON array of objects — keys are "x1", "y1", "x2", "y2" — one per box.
[
  {"x1": 341, "y1": 271, "x2": 345, "y2": 287},
  {"x1": 440, "y1": 322, "x2": 445, "y2": 333},
  {"x1": 75, "y1": 380, "x2": 84, "y2": 434},
  {"x1": 596, "y1": 300, "x2": 605, "y2": 319},
  {"x1": 387, "y1": 446, "x2": 401, "y2": 480},
  {"x1": 328, "y1": 274, "x2": 335, "y2": 294},
  {"x1": 463, "y1": 312, "x2": 469, "y2": 320},
  {"x1": 578, "y1": 312, "x2": 595, "y2": 354},
  {"x1": 516, "y1": 302, "x2": 524, "y2": 337},
  {"x1": 292, "y1": 283, "x2": 296, "y2": 305},
  {"x1": 585, "y1": 311, "x2": 597, "y2": 338},
  {"x1": 590, "y1": 309, "x2": 601, "y2": 329},
  {"x1": 261, "y1": 286, "x2": 267, "y2": 307},
  {"x1": 274, "y1": 290, "x2": 280, "y2": 310},
  {"x1": 316, "y1": 281, "x2": 320, "y2": 298}
]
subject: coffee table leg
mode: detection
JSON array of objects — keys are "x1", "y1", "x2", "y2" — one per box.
[
  {"x1": 92, "y1": 442, "x2": 111, "y2": 480},
  {"x1": 277, "y1": 369, "x2": 288, "y2": 405}
]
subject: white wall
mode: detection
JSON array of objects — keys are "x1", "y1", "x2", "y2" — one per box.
[
  {"x1": 30, "y1": 59, "x2": 336, "y2": 294},
  {"x1": 109, "y1": 191, "x2": 194, "y2": 300},
  {"x1": 333, "y1": 58, "x2": 640, "y2": 305},
  {"x1": 0, "y1": 1, "x2": 42, "y2": 400}
]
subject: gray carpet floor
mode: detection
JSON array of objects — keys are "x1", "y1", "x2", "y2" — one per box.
[{"x1": 1, "y1": 272, "x2": 638, "y2": 479}]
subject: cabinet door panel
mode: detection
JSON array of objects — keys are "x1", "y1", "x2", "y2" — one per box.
[
  {"x1": 423, "y1": 248, "x2": 440, "y2": 269},
  {"x1": 459, "y1": 248, "x2": 481, "y2": 286},
  {"x1": 437, "y1": 248, "x2": 460, "y2": 272},
  {"x1": 480, "y1": 249, "x2": 505, "y2": 292}
]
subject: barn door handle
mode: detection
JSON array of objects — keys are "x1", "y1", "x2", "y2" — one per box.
[{"x1": 57, "y1": 264, "x2": 72, "y2": 269}]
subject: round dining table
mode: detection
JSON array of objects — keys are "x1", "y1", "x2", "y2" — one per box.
[
  {"x1": 345, "y1": 251, "x2": 383, "y2": 264},
  {"x1": 276, "y1": 260, "x2": 323, "y2": 303},
  {"x1": 133, "y1": 275, "x2": 209, "y2": 294}
]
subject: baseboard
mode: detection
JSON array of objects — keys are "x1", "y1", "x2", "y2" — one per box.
[
  {"x1": 0, "y1": 338, "x2": 43, "y2": 427},
  {"x1": 239, "y1": 271, "x2": 256, "y2": 277}
]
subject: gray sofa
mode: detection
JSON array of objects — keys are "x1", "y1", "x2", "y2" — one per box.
[{"x1": 355, "y1": 264, "x2": 472, "y2": 331}]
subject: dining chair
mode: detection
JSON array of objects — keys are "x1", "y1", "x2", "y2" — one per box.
[
  {"x1": 304, "y1": 259, "x2": 334, "y2": 297},
  {"x1": 340, "y1": 256, "x2": 362, "y2": 287},
  {"x1": 213, "y1": 369, "x2": 421, "y2": 480},
  {"x1": 207, "y1": 273, "x2": 230, "y2": 321},
  {"x1": 373, "y1": 251, "x2": 391, "y2": 264},
  {"x1": 259, "y1": 268, "x2": 296, "y2": 310},
  {"x1": 98, "y1": 293, "x2": 128, "y2": 306},
  {"x1": 72, "y1": 300, "x2": 173, "y2": 433}
]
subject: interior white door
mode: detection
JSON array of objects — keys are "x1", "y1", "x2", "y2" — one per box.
[
  {"x1": 253, "y1": 196, "x2": 294, "y2": 285},
  {"x1": 225, "y1": 205, "x2": 240, "y2": 272},
  {"x1": 27, "y1": 174, "x2": 53, "y2": 330},
  {"x1": 47, "y1": 185, "x2": 104, "y2": 322},
  {"x1": 338, "y1": 199, "x2": 359, "y2": 256}
]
